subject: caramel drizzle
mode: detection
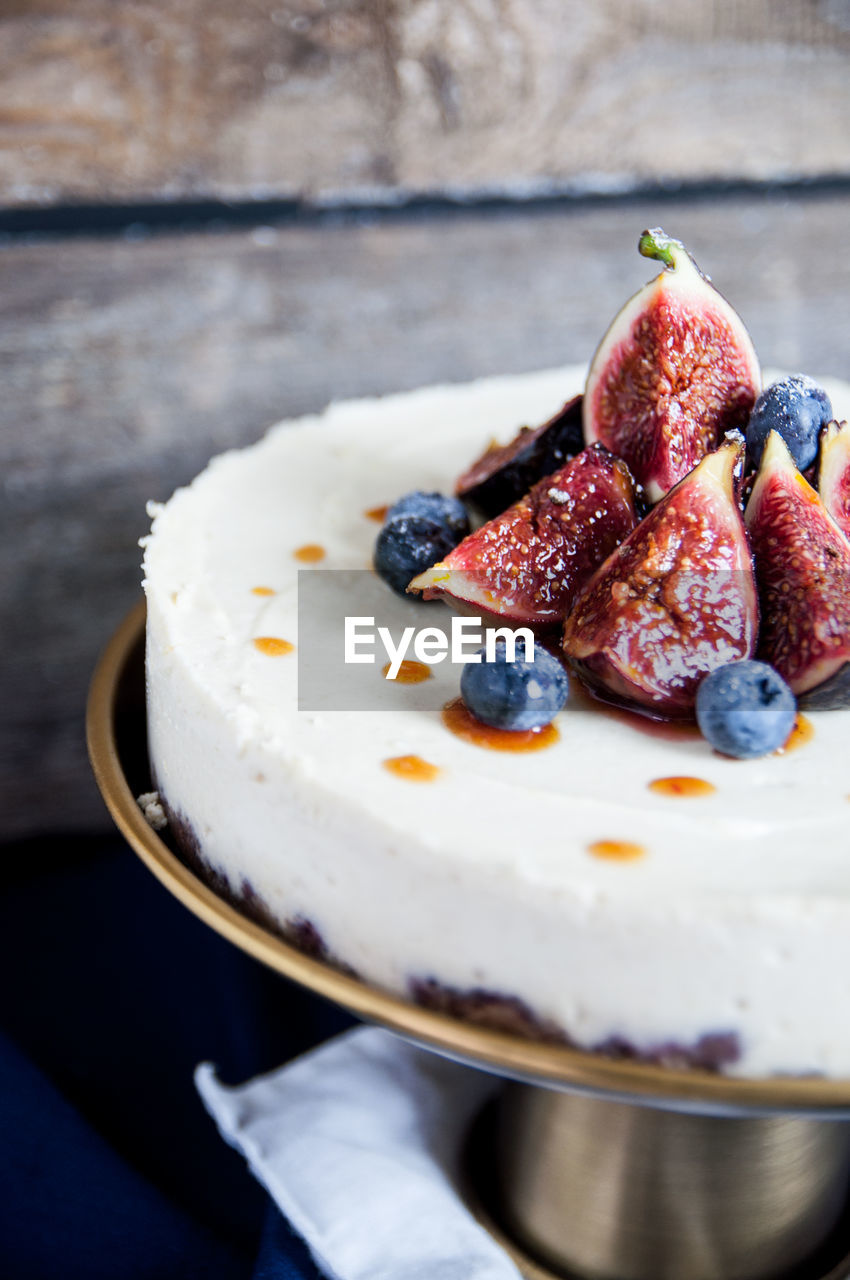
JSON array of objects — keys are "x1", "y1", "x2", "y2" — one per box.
[
  {"x1": 648, "y1": 776, "x2": 716, "y2": 798},
  {"x1": 253, "y1": 636, "x2": 295, "y2": 656},
  {"x1": 441, "y1": 697, "x2": 559, "y2": 752},
  {"x1": 587, "y1": 839, "x2": 646, "y2": 862},
  {"x1": 382, "y1": 660, "x2": 431, "y2": 684},
  {"x1": 383, "y1": 755, "x2": 440, "y2": 782},
  {"x1": 294, "y1": 544, "x2": 326, "y2": 563},
  {"x1": 774, "y1": 713, "x2": 814, "y2": 755}
]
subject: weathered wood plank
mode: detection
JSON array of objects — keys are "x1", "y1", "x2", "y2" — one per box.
[
  {"x1": 1, "y1": 0, "x2": 849, "y2": 208},
  {"x1": 2, "y1": 191, "x2": 850, "y2": 838}
]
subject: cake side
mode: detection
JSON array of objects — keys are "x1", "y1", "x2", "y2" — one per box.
[{"x1": 143, "y1": 365, "x2": 850, "y2": 1078}]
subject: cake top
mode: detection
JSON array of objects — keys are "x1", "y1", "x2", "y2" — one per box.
[{"x1": 143, "y1": 362, "x2": 850, "y2": 902}]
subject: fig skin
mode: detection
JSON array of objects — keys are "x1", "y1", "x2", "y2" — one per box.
[
  {"x1": 584, "y1": 229, "x2": 761, "y2": 503},
  {"x1": 455, "y1": 396, "x2": 584, "y2": 519},
  {"x1": 746, "y1": 429, "x2": 850, "y2": 707},
  {"x1": 409, "y1": 443, "x2": 639, "y2": 628},
  {"x1": 563, "y1": 434, "x2": 759, "y2": 720},
  {"x1": 817, "y1": 419, "x2": 850, "y2": 541}
]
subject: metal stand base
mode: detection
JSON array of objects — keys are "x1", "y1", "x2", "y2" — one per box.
[{"x1": 465, "y1": 1086, "x2": 850, "y2": 1280}]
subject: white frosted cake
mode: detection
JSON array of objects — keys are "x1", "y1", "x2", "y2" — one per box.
[{"x1": 142, "y1": 364, "x2": 850, "y2": 1080}]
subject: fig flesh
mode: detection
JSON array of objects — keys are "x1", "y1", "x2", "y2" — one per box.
[
  {"x1": 409, "y1": 444, "x2": 639, "y2": 627},
  {"x1": 745, "y1": 430, "x2": 850, "y2": 707},
  {"x1": 455, "y1": 396, "x2": 584, "y2": 519},
  {"x1": 817, "y1": 419, "x2": 850, "y2": 541},
  {"x1": 563, "y1": 435, "x2": 758, "y2": 719},
  {"x1": 584, "y1": 229, "x2": 760, "y2": 503}
]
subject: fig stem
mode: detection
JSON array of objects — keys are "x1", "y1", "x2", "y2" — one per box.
[{"x1": 638, "y1": 228, "x2": 684, "y2": 270}]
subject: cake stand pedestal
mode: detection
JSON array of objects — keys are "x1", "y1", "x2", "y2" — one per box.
[
  {"x1": 88, "y1": 603, "x2": 850, "y2": 1280},
  {"x1": 486, "y1": 1088, "x2": 850, "y2": 1280}
]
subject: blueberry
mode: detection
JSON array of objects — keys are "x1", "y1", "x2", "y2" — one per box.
[
  {"x1": 695, "y1": 661, "x2": 796, "y2": 759},
  {"x1": 460, "y1": 639, "x2": 569, "y2": 730},
  {"x1": 386, "y1": 491, "x2": 470, "y2": 540},
  {"x1": 373, "y1": 514, "x2": 457, "y2": 596},
  {"x1": 746, "y1": 376, "x2": 833, "y2": 471}
]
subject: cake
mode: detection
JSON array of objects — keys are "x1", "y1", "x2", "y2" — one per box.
[{"x1": 142, "y1": 356, "x2": 850, "y2": 1081}]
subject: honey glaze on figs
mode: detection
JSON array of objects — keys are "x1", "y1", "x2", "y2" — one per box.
[
  {"x1": 410, "y1": 443, "x2": 639, "y2": 627},
  {"x1": 746, "y1": 430, "x2": 850, "y2": 707},
  {"x1": 584, "y1": 229, "x2": 760, "y2": 502},
  {"x1": 563, "y1": 434, "x2": 759, "y2": 719}
]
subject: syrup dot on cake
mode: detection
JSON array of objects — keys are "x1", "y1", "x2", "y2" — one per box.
[
  {"x1": 293, "y1": 544, "x2": 326, "y2": 563},
  {"x1": 774, "y1": 713, "x2": 814, "y2": 755},
  {"x1": 587, "y1": 839, "x2": 646, "y2": 862},
  {"x1": 251, "y1": 586, "x2": 275, "y2": 596},
  {"x1": 365, "y1": 504, "x2": 389, "y2": 522},
  {"x1": 253, "y1": 636, "x2": 295, "y2": 656},
  {"x1": 648, "y1": 776, "x2": 716, "y2": 798},
  {"x1": 383, "y1": 755, "x2": 440, "y2": 782},
  {"x1": 442, "y1": 697, "x2": 559, "y2": 752},
  {"x1": 382, "y1": 660, "x2": 431, "y2": 684}
]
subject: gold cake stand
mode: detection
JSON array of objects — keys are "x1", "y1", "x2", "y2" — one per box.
[{"x1": 88, "y1": 601, "x2": 850, "y2": 1280}]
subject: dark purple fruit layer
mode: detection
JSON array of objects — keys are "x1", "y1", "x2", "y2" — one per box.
[
  {"x1": 455, "y1": 396, "x2": 584, "y2": 519},
  {"x1": 411, "y1": 977, "x2": 741, "y2": 1071},
  {"x1": 594, "y1": 1031, "x2": 741, "y2": 1072},
  {"x1": 410, "y1": 977, "x2": 569, "y2": 1043}
]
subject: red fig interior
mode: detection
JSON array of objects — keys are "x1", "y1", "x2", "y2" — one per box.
[
  {"x1": 455, "y1": 396, "x2": 584, "y2": 519},
  {"x1": 584, "y1": 230, "x2": 760, "y2": 502},
  {"x1": 746, "y1": 429, "x2": 850, "y2": 702},
  {"x1": 409, "y1": 444, "x2": 638, "y2": 626},
  {"x1": 563, "y1": 436, "x2": 758, "y2": 718}
]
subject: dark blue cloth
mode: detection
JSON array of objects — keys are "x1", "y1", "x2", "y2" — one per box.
[{"x1": 0, "y1": 834, "x2": 355, "y2": 1278}]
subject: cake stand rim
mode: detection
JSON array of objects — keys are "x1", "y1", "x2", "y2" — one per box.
[{"x1": 87, "y1": 599, "x2": 850, "y2": 1116}]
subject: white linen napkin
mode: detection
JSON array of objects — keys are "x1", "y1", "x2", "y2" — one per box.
[{"x1": 196, "y1": 1025, "x2": 523, "y2": 1280}]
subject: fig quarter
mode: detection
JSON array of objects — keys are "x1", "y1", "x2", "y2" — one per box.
[
  {"x1": 563, "y1": 435, "x2": 759, "y2": 718},
  {"x1": 410, "y1": 444, "x2": 639, "y2": 627},
  {"x1": 584, "y1": 229, "x2": 761, "y2": 502},
  {"x1": 746, "y1": 429, "x2": 850, "y2": 707}
]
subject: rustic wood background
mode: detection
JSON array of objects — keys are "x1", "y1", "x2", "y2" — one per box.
[
  {"x1": 2, "y1": 0, "x2": 850, "y2": 208},
  {"x1": 3, "y1": 190, "x2": 850, "y2": 839}
]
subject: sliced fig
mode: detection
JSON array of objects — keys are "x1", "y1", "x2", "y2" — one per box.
[
  {"x1": 456, "y1": 396, "x2": 584, "y2": 519},
  {"x1": 563, "y1": 435, "x2": 758, "y2": 719},
  {"x1": 409, "y1": 444, "x2": 639, "y2": 627},
  {"x1": 746, "y1": 430, "x2": 850, "y2": 707},
  {"x1": 817, "y1": 419, "x2": 850, "y2": 541},
  {"x1": 584, "y1": 229, "x2": 760, "y2": 503}
]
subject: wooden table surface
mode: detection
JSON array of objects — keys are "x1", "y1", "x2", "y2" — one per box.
[{"x1": 3, "y1": 188, "x2": 850, "y2": 840}]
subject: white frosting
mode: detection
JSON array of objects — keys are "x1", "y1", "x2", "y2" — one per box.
[{"x1": 143, "y1": 366, "x2": 850, "y2": 1078}]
